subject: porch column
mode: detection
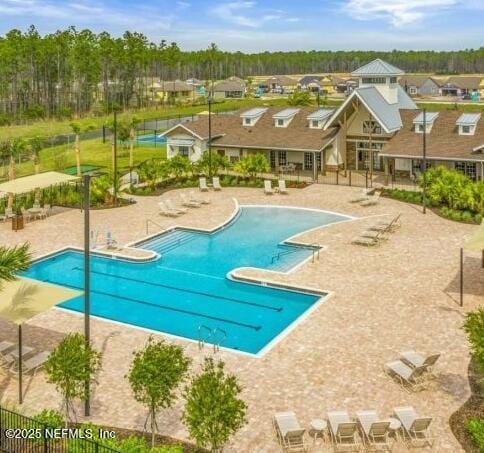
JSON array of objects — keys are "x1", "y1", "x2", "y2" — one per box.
[
  {"x1": 313, "y1": 152, "x2": 317, "y2": 182},
  {"x1": 320, "y1": 150, "x2": 325, "y2": 175},
  {"x1": 355, "y1": 149, "x2": 359, "y2": 171},
  {"x1": 384, "y1": 158, "x2": 389, "y2": 186}
]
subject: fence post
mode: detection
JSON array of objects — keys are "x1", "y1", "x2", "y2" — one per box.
[
  {"x1": 365, "y1": 171, "x2": 368, "y2": 189},
  {"x1": 102, "y1": 125, "x2": 106, "y2": 144},
  {"x1": 336, "y1": 170, "x2": 339, "y2": 185},
  {"x1": 349, "y1": 170, "x2": 352, "y2": 186}
]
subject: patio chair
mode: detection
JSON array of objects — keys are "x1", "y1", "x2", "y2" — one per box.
[
  {"x1": 393, "y1": 406, "x2": 433, "y2": 447},
  {"x1": 327, "y1": 411, "x2": 359, "y2": 451},
  {"x1": 0, "y1": 208, "x2": 14, "y2": 222},
  {"x1": 21, "y1": 207, "x2": 32, "y2": 222},
  {"x1": 356, "y1": 410, "x2": 391, "y2": 450},
  {"x1": 273, "y1": 411, "x2": 307, "y2": 452},
  {"x1": 33, "y1": 203, "x2": 41, "y2": 210},
  {"x1": 370, "y1": 214, "x2": 401, "y2": 233},
  {"x1": 384, "y1": 360, "x2": 428, "y2": 392},
  {"x1": 199, "y1": 177, "x2": 208, "y2": 192},
  {"x1": 10, "y1": 351, "x2": 50, "y2": 376},
  {"x1": 400, "y1": 351, "x2": 440, "y2": 376},
  {"x1": 0, "y1": 341, "x2": 15, "y2": 366},
  {"x1": 2, "y1": 346, "x2": 35, "y2": 369},
  {"x1": 180, "y1": 193, "x2": 201, "y2": 208},
  {"x1": 278, "y1": 180, "x2": 289, "y2": 194},
  {"x1": 43, "y1": 204, "x2": 52, "y2": 216},
  {"x1": 165, "y1": 199, "x2": 188, "y2": 214},
  {"x1": 158, "y1": 201, "x2": 181, "y2": 217},
  {"x1": 189, "y1": 190, "x2": 210, "y2": 204},
  {"x1": 360, "y1": 192, "x2": 380, "y2": 207},
  {"x1": 212, "y1": 177, "x2": 222, "y2": 191},
  {"x1": 264, "y1": 180, "x2": 274, "y2": 195},
  {"x1": 350, "y1": 188, "x2": 370, "y2": 203}
]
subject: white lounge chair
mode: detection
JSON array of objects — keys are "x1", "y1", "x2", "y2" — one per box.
[
  {"x1": 180, "y1": 193, "x2": 201, "y2": 208},
  {"x1": 0, "y1": 341, "x2": 15, "y2": 366},
  {"x1": 400, "y1": 351, "x2": 440, "y2": 376},
  {"x1": 327, "y1": 411, "x2": 359, "y2": 451},
  {"x1": 264, "y1": 180, "x2": 274, "y2": 195},
  {"x1": 370, "y1": 214, "x2": 401, "y2": 233},
  {"x1": 273, "y1": 412, "x2": 307, "y2": 452},
  {"x1": 384, "y1": 360, "x2": 428, "y2": 391},
  {"x1": 360, "y1": 192, "x2": 381, "y2": 207},
  {"x1": 356, "y1": 410, "x2": 391, "y2": 450},
  {"x1": 199, "y1": 177, "x2": 208, "y2": 192},
  {"x1": 158, "y1": 201, "x2": 180, "y2": 217},
  {"x1": 393, "y1": 406, "x2": 433, "y2": 447},
  {"x1": 350, "y1": 188, "x2": 370, "y2": 203},
  {"x1": 0, "y1": 208, "x2": 14, "y2": 222},
  {"x1": 352, "y1": 230, "x2": 384, "y2": 247},
  {"x1": 189, "y1": 191, "x2": 210, "y2": 204},
  {"x1": 212, "y1": 176, "x2": 222, "y2": 191},
  {"x1": 165, "y1": 199, "x2": 188, "y2": 214},
  {"x1": 278, "y1": 180, "x2": 289, "y2": 194},
  {"x1": 2, "y1": 346, "x2": 35, "y2": 368},
  {"x1": 10, "y1": 351, "x2": 50, "y2": 375}
]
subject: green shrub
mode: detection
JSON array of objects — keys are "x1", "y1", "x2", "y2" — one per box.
[
  {"x1": 31, "y1": 409, "x2": 64, "y2": 429},
  {"x1": 463, "y1": 308, "x2": 484, "y2": 371},
  {"x1": 465, "y1": 418, "x2": 484, "y2": 450}
]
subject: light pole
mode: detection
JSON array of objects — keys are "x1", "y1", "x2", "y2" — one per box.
[
  {"x1": 422, "y1": 108, "x2": 427, "y2": 214},
  {"x1": 208, "y1": 91, "x2": 213, "y2": 178},
  {"x1": 112, "y1": 110, "x2": 118, "y2": 206},
  {"x1": 83, "y1": 174, "x2": 91, "y2": 417}
]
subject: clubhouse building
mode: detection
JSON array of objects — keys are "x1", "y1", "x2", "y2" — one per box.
[{"x1": 161, "y1": 59, "x2": 484, "y2": 181}]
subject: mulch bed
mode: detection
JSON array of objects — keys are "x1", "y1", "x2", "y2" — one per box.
[{"x1": 449, "y1": 359, "x2": 484, "y2": 452}]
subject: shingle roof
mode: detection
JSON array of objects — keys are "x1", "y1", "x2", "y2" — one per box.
[
  {"x1": 163, "y1": 107, "x2": 339, "y2": 152},
  {"x1": 381, "y1": 109, "x2": 484, "y2": 161},
  {"x1": 351, "y1": 59, "x2": 404, "y2": 77},
  {"x1": 160, "y1": 80, "x2": 193, "y2": 92},
  {"x1": 398, "y1": 75, "x2": 441, "y2": 88},
  {"x1": 260, "y1": 75, "x2": 298, "y2": 86},
  {"x1": 457, "y1": 113, "x2": 481, "y2": 126},
  {"x1": 413, "y1": 112, "x2": 439, "y2": 124},
  {"x1": 213, "y1": 79, "x2": 245, "y2": 92},
  {"x1": 307, "y1": 109, "x2": 334, "y2": 121},
  {"x1": 442, "y1": 76, "x2": 482, "y2": 89}
]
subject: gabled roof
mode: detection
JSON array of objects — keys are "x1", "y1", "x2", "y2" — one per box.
[
  {"x1": 213, "y1": 78, "x2": 245, "y2": 92},
  {"x1": 307, "y1": 109, "x2": 334, "y2": 121},
  {"x1": 273, "y1": 108, "x2": 299, "y2": 119},
  {"x1": 260, "y1": 75, "x2": 298, "y2": 86},
  {"x1": 398, "y1": 75, "x2": 441, "y2": 88},
  {"x1": 413, "y1": 112, "x2": 439, "y2": 124},
  {"x1": 240, "y1": 107, "x2": 268, "y2": 118},
  {"x1": 324, "y1": 86, "x2": 417, "y2": 133},
  {"x1": 351, "y1": 59, "x2": 404, "y2": 77},
  {"x1": 442, "y1": 76, "x2": 482, "y2": 89}
]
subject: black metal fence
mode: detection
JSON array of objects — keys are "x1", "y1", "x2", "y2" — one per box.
[
  {"x1": 317, "y1": 170, "x2": 371, "y2": 188},
  {"x1": 0, "y1": 406, "x2": 120, "y2": 453}
]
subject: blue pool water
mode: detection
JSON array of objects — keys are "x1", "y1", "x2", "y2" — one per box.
[
  {"x1": 136, "y1": 134, "x2": 167, "y2": 145},
  {"x1": 24, "y1": 207, "x2": 350, "y2": 354}
]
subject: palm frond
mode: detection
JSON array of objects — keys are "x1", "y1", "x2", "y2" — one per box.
[{"x1": 0, "y1": 243, "x2": 32, "y2": 284}]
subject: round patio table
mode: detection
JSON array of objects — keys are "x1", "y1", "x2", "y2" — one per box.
[
  {"x1": 387, "y1": 417, "x2": 402, "y2": 440},
  {"x1": 309, "y1": 418, "x2": 327, "y2": 444}
]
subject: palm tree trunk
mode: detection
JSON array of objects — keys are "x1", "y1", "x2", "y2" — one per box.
[
  {"x1": 75, "y1": 134, "x2": 81, "y2": 176},
  {"x1": 129, "y1": 127, "x2": 135, "y2": 170}
]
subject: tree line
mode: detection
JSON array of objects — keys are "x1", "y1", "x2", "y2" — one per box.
[{"x1": 1, "y1": 25, "x2": 483, "y2": 122}]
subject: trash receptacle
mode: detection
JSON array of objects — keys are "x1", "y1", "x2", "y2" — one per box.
[{"x1": 12, "y1": 214, "x2": 24, "y2": 231}]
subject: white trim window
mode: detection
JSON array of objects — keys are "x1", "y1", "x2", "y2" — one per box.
[
  {"x1": 278, "y1": 151, "x2": 287, "y2": 166},
  {"x1": 304, "y1": 152, "x2": 313, "y2": 170},
  {"x1": 178, "y1": 145, "x2": 190, "y2": 157},
  {"x1": 455, "y1": 161, "x2": 477, "y2": 180}
]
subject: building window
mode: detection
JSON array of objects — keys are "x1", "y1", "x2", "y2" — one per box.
[
  {"x1": 362, "y1": 77, "x2": 386, "y2": 84},
  {"x1": 217, "y1": 149, "x2": 225, "y2": 156},
  {"x1": 362, "y1": 120, "x2": 382, "y2": 134},
  {"x1": 311, "y1": 120, "x2": 319, "y2": 128},
  {"x1": 409, "y1": 87, "x2": 418, "y2": 95},
  {"x1": 390, "y1": 77, "x2": 397, "y2": 84},
  {"x1": 244, "y1": 118, "x2": 251, "y2": 125},
  {"x1": 455, "y1": 161, "x2": 477, "y2": 180},
  {"x1": 412, "y1": 159, "x2": 431, "y2": 174},
  {"x1": 304, "y1": 152, "x2": 313, "y2": 170},
  {"x1": 178, "y1": 146, "x2": 190, "y2": 156},
  {"x1": 278, "y1": 151, "x2": 287, "y2": 166},
  {"x1": 270, "y1": 150, "x2": 276, "y2": 168},
  {"x1": 356, "y1": 141, "x2": 383, "y2": 171},
  {"x1": 276, "y1": 119, "x2": 284, "y2": 127},
  {"x1": 316, "y1": 152, "x2": 322, "y2": 170},
  {"x1": 229, "y1": 156, "x2": 239, "y2": 163}
]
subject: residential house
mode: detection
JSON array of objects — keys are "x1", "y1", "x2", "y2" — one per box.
[
  {"x1": 186, "y1": 78, "x2": 206, "y2": 96},
  {"x1": 298, "y1": 75, "x2": 342, "y2": 94},
  {"x1": 440, "y1": 76, "x2": 482, "y2": 98},
  {"x1": 335, "y1": 78, "x2": 358, "y2": 94},
  {"x1": 161, "y1": 59, "x2": 484, "y2": 181},
  {"x1": 259, "y1": 76, "x2": 298, "y2": 94},
  {"x1": 398, "y1": 75, "x2": 441, "y2": 96},
  {"x1": 150, "y1": 80, "x2": 195, "y2": 103},
  {"x1": 212, "y1": 77, "x2": 246, "y2": 99}
]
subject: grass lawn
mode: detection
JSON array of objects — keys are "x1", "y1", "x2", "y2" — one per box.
[
  {"x1": 0, "y1": 138, "x2": 166, "y2": 180},
  {"x1": 0, "y1": 98, "x2": 291, "y2": 141}
]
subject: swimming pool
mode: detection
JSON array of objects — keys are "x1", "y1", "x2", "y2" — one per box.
[
  {"x1": 24, "y1": 206, "x2": 351, "y2": 354},
  {"x1": 136, "y1": 134, "x2": 167, "y2": 146}
]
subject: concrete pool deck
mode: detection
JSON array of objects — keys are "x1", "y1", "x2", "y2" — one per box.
[{"x1": 0, "y1": 184, "x2": 483, "y2": 452}]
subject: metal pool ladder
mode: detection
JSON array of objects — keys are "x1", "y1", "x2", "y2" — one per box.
[{"x1": 198, "y1": 325, "x2": 227, "y2": 353}]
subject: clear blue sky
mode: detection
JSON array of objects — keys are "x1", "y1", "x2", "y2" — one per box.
[{"x1": 0, "y1": 0, "x2": 483, "y2": 52}]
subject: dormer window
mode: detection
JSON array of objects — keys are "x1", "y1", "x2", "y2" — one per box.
[
  {"x1": 240, "y1": 107, "x2": 267, "y2": 126},
  {"x1": 457, "y1": 113, "x2": 480, "y2": 136},
  {"x1": 272, "y1": 108, "x2": 299, "y2": 128},
  {"x1": 413, "y1": 112, "x2": 439, "y2": 134},
  {"x1": 307, "y1": 108, "x2": 334, "y2": 129},
  {"x1": 362, "y1": 120, "x2": 382, "y2": 134}
]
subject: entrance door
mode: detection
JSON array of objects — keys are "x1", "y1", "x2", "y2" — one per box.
[
  {"x1": 269, "y1": 150, "x2": 276, "y2": 168},
  {"x1": 304, "y1": 152, "x2": 313, "y2": 170}
]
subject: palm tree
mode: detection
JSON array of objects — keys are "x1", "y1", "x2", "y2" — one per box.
[
  {"x1": 70, "y1": 122, "x2": 95, "y2": 176},
  {"x1": 0, "y1": 243, "x2": 32, "y2": 289}
]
